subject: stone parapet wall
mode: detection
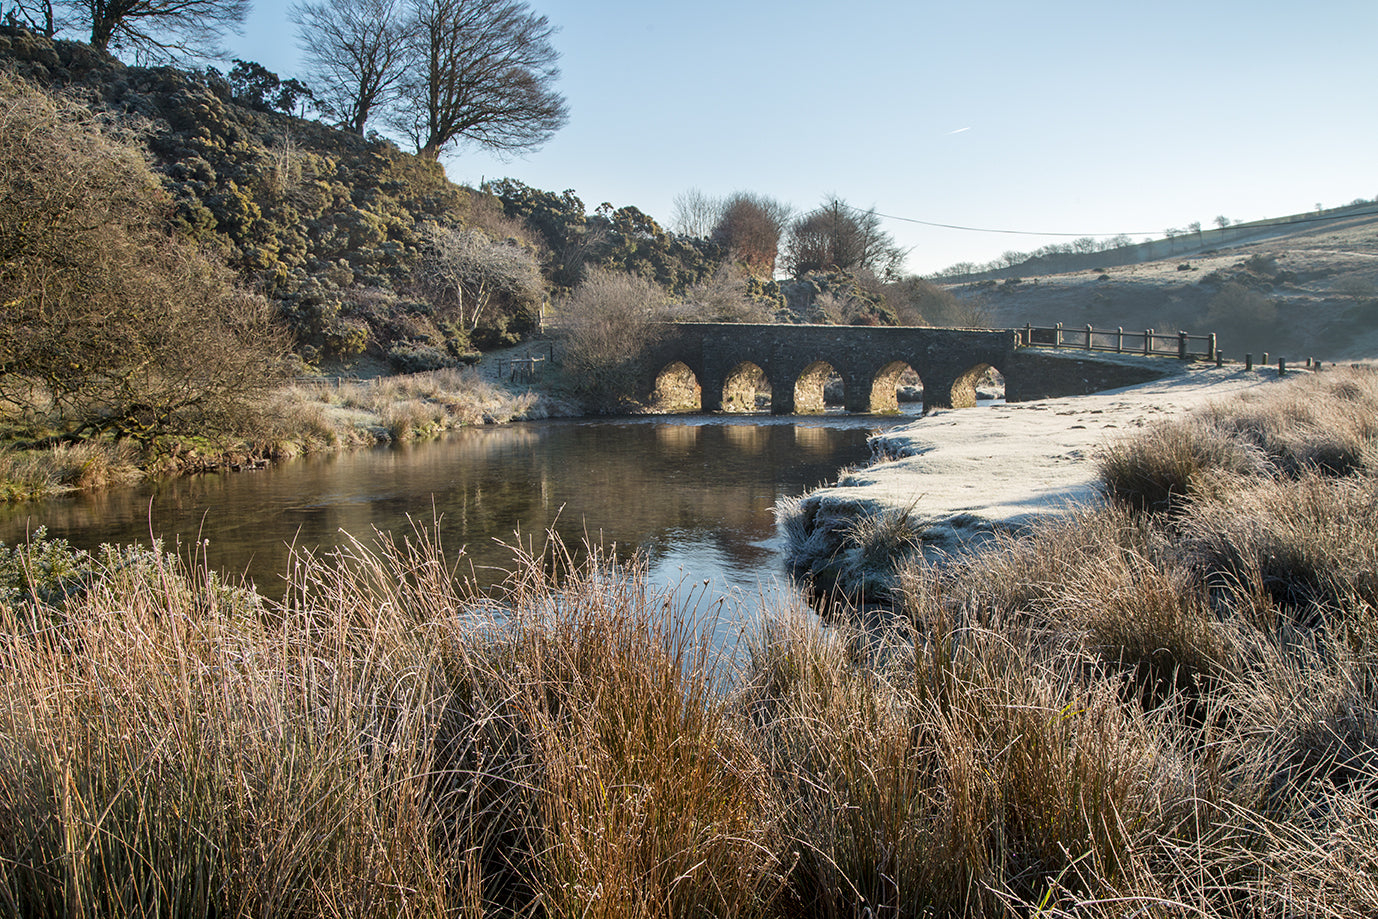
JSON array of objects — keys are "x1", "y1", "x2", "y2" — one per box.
[{"x1": 1003, "y1": 350, "x2": 1171, "y2": 402}]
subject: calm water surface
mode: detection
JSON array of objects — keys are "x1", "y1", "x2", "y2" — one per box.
[{"x1": 0, "y1": 415, "x2": 912, "y2": 607}]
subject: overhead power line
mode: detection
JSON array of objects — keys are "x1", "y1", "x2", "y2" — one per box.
[
  {"x1": 839, "y1": 201, "x2": 1378, "y2": 240},
  {"x1": 843, "y1": 204, "x2": 1151, "y2": 238}
]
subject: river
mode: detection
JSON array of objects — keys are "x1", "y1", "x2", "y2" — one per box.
[{"x1": 0, "y1": 414, "x2": 913, "y2": 608}]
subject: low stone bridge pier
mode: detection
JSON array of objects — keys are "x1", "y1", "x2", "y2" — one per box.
[{"x1": 638, "y1": 322, "x2": 1172, "y2": 414}]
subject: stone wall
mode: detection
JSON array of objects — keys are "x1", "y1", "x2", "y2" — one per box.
[{"x1": 1002, "y1": 350, "x2": 1171, "y2": 402}]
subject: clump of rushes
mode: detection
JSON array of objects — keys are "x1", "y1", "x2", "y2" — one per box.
[
  {"x1": 273, "y1": 366, "x2": 539, "y2": 448},
  {"x1": 1097, "y1": 417, "x2": 1263, "y2": 514},
  {"x1": 4, "y1": 366, "x2": 1378, "y2": 917},
  {"x1": 0, "y1": 440, "x2": 142, "y2": 500},
  {"x1": 1100, "y1": 366, "x2": 1378, "y2": 516}
]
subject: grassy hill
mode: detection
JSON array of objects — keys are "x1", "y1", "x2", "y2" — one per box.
[{"x1": 943, "y1": 209, "x2": 1378, "y2": 362}]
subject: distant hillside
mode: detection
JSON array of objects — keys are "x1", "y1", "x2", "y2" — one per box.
[{"x1": 942, "y1": 210, "x2": 1378, "y2": 362}]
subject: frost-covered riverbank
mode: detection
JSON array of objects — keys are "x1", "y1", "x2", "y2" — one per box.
[{"x1": 783, "y1": 363, "x2": 1282, "y2": 596}]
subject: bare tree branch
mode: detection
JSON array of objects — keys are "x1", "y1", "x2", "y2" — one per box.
[
  {"x1": 392, "y1": 0, "x2": 567, "y2": 161},
  {"x1": 60, "y1": 0, "x2": 248, "y2": 60},
  {"x1": 291, "y1": 0, "x2": 410, "y2": 134}
]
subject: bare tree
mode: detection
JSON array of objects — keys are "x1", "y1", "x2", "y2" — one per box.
[
  {"x1": 392, "y1": 0, "x2": 567, "y2": 161},
  {"x1": 782, "y1": 196, "x2": 907, "y2": 280},
  {"x1": 291, "y1": 0, "x2": 410, "y2": 134},
  {"x1": 60, "y1": 0, "x2": 248, "y2": 59},
  {"x1": 5, "y1": 0, "x2": 58, "y2": 35},
  {"x1": 670, "y1": 187, "x2": 720, "y2": 238},
  {"x1": 419, "y1": 224, "x2": 543, "y2": 333},
  {"x1": 710, "y1": 192, "x2": 791, "y2": 278}
]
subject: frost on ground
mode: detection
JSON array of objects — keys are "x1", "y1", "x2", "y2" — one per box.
[{"x1": 782, "y1": 364, "x2": 1284, "y2": 594}]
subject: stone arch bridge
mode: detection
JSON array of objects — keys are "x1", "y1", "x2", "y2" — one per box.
[{"x1": 639, "y1": 323, "x2": 1167, "y2": 414}]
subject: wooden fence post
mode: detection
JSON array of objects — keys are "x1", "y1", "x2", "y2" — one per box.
[{"x1": 1178, "y1": 330, "x2": 1188, "y2": 360}]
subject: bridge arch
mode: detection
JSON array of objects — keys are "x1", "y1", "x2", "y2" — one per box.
[
  {"x1": 793, "y1": 360, "x2": 841, "y2": 414},
  {"x1": 722, "y1": 361, "x2": 771, "y2": 413},
  {"x1": 651, "y1": 361, "x2": 702, "y2": 411},
  {"x1": 947, "y1": 362, "x2": 1006, "y2": 408},
  {"x1": 867, "y1": 360, "x2": 922, "y2": 414}
]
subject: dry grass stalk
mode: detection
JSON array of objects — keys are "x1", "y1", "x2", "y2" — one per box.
[{"x1": 3, "y1": 368, "x2": 1378, "y2": 916}]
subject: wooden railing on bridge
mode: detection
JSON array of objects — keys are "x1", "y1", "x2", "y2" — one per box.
[{"x1": 1020, "y1": 323, "x2": 1217, "y2": 361}]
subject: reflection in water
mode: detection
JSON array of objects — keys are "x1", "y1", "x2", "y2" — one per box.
[
  {"x1": 655, "y1": 423, "x2": 701, "y2": 453},
  {"x1": 722, "y1": 424, "x2": 767, "y2": 453},
  {"x1": 0, "y1": 416, "x2": 904, "y2": 604},
  {"x1": 792, "y1": 424, "x2": 836, "y2": 454}
]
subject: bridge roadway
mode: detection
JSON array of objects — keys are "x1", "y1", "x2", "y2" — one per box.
[{"x1": 641, "y1": 323, "x2": 1168, "y2": 414}]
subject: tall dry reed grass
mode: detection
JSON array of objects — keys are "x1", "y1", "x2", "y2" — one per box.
[
  {"x1": 273, "y1": 367, "x2": 540, "y2": 450},
  {"x1": 0, "y1": 440, "x2": 142, "y2": 500},
  {"x1": 3, "y1": 367, "x2": 1378, "y2": 917}
]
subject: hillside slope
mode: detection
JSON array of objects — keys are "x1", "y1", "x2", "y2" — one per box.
[
  {"x1": 0, "y1": 27, "x2": 724, "y2": 371},
  {"x1": 946, "y1": 211, "x2": 1378, "y2": 362}
]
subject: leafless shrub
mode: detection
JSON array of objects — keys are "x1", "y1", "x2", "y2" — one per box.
[
  {"x1": 417, "y1": 223, "x2": 544, "y2": 344},
  {"x1": 678, "y1": 261, "x2": 777, "y2": 322},
  {"x1": 554, "y1": 269, "x2": 673, "y2": 410},
  {"x1": 0, "y1": 74, "x2": 290, "y2": 444},
  {"x1": 1207, "y1": 281, "x2": 1280, "y2": 354}
]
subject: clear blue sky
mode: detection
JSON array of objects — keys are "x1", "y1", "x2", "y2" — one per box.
[{"x1": 226, "y1": 0, "x2": 1377, "y2": 275}]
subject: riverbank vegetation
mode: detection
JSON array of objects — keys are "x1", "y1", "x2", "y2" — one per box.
[
  {"x1": 0, "y1": 369, "x2": 541, "y2": 500},
  {"x1": 0, "y1": 67, "x2": 540, "y2": 500},
  {"x1": 2, "y1": 367, "x2": 1377, "y2": 916}
]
